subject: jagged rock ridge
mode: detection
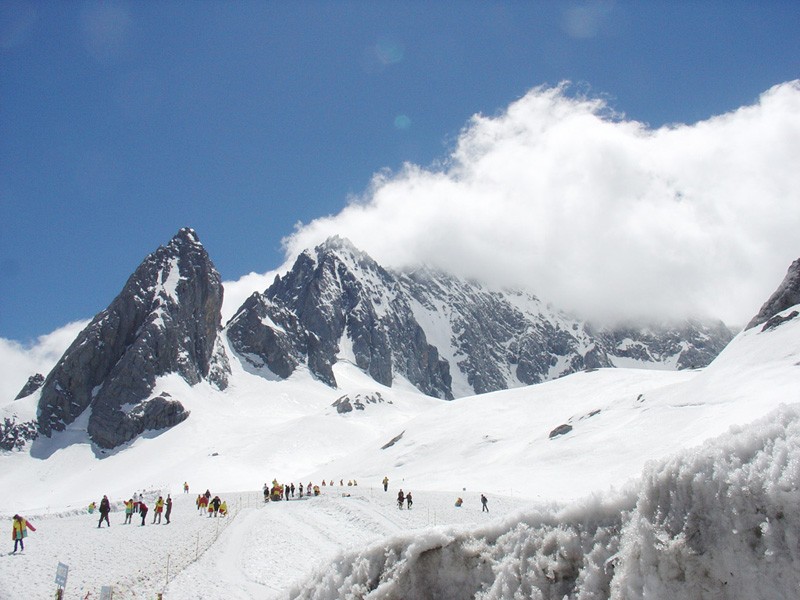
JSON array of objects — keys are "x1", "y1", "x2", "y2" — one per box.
[
  {"x1": 35, "y1": 228, "x2": 230, "y2": 449},
  {"x1": 15, "y1": 373, "x2": 44, "y2": 400},
  {"x1": 746, "y1": 257, "x2": 800, "y2": 330},
  {"x1": 227, "y1": 236, "x2": 453, "y2": 398},
  {"x1": 227, "y1": 237, "x2": 733, "y2": 398}
]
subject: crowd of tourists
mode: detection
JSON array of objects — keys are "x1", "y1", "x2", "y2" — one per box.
[{"x1": 11, "y1": 477, "x2": 492, "y2": 553}]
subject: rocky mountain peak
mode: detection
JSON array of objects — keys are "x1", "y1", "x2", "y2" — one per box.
[
  {"x1": 35, "y1": 228, "x2": 230, "y2": 450},
  {"x1": 226, "y1": 240, "x2": 732, "y2": 399},
  {"x1": 227, "y1": 238, "x2": 452, "y2": 397},
  {"x1": 746, "y1": 258, "x2": 800, "y2": 331}
]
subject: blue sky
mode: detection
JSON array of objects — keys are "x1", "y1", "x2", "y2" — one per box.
[{"x1": 2, "y1": 1, "x2": 800, "y2": 343}]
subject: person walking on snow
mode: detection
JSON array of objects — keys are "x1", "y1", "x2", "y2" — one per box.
[
  {"x1": 481, "y1": 494, "x2": 489, "y2": 512},
  {"x1": 382, "y1": 476, "x2": 389, "y2": 492},
  {"x1": 139, "y1": 501, "x2": 148, "y2": 526},
  {"x1": 98, "y1": 495, "x2": 111, "y2": 528},
  {"x1": 124, "y1": 499, "x2": 133, "y2": 524},
  {"x1": 183, "y1": 482, "x2": 189, "y2": 494},
  {"x1": 397, "y1": 489, "x2": 405, "y2": 510},
  {"x1": 406, "y1": 492, "x2": 413, "y2": 509},
  {"x1": 164, "y1": 495, "x2": 173, "y2": 524},
  {"x1": 11, "y1": 514, "x2": 35, "y2": 553}
]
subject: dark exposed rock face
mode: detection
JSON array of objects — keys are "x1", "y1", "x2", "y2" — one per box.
[
  {"x1": 331, "y1": 392, "x2": 391, "y2": 414},
  {"x1": 227, "y1": 237, "x2": 453, "y2": 398},
  {"x1": 14, "y1": 373, "x2": 44, "y2": 400},
  {"x1": 36, "y1": 228, "x2": 229, "y2": 449},
  {"x1": 760, "y1": 310, "x2": 799, "y2": 332},
  {"x1": 549, "y1": 424, "x2": 573, "y2": 439},
  {"x1": 226, "y1": 237, "x2": 733, "y2": 399},
  {"x1": 594, "y1": 320, "x2": 734, "y2": 371},
  {"x1": 746, "y1": 258, "x2": 800, "y2": 330},
  {"x1": 1, "y1": 416, "x2": 39, "y2": 451}
]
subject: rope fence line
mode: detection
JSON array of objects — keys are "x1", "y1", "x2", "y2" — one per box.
[{"x1": 95, "y1": 491, "x2": 259, "y2": 600}]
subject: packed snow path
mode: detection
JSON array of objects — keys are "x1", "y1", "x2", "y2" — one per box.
[{"x1": 0, "y1": 486, "x2": 531, "y2": 599}]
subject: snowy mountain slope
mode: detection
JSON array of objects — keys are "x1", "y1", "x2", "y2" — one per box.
[
  {"x1": 0, "y1": 340, "x2": 441, "y2": 513},
  {"x1": 283, "y1": 266, "x2": 800, "y2": 600},
  {"x1": 288, "y1": 403, "x2": 800, "y2": 600},
  {"x1": 305, "y1": 301, "x2": 800, "y2": 503}
]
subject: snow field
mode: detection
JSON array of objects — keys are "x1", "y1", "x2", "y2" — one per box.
[
  {"x1": 0, "y1": 490, "x2": 255, "y2": 599},
  {"x1": 289, "y1": 405, "x2": 800, "y2": 600},
  {"x1": 0, "y1": 485, "x2": 531, "y2": 599}
]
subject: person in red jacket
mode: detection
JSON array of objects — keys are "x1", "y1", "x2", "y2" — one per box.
[
  {"x1": 139, "y1": 501, "x2": 149, "y2": 526},
  {"x1": 11, "y1": 514, "x2": 35, "y2": 553}
]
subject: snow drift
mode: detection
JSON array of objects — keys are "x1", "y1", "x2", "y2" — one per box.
[{"x1": 288, "y1": 404, "x2": 800, "y2": 600}]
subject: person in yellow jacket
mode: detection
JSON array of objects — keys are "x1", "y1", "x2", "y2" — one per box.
[
  {"x1": 153, "y1": 496, "x2": 165, "y2": 524},
  {"x1": 219, "y1": 500, "x2": 228, "y2": 516},
  {"x1": 12, "y1": 514, "x2": 35, "y2": 553},
  {"x1": 124, "y1": 499, "x2": 134, "y2": 524}
]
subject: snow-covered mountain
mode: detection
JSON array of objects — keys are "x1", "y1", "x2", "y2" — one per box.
[
  {"x1": 5, "y1": 230, "x2": 731, "y2": 452},
  {"x1": 8, "y1": 228, "x2": 230, "y2": 451},
  {"x1": 290, "y1": 256, "x2": 800, "y2": 599},
  {"x1": 0, "y1": 237, "x2": 798, "y2": 599},
  {"x1": 228, "y1": 235, "x2": 732, "y2": 399}
]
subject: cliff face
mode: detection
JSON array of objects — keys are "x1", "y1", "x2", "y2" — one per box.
[
  {"x1": 36, "y1": 228, "x2": 229, "y2": 449},
  {"x1": 746, "y1": 258, "x2": 800, "y2": 331},
  {"x1": 227, "y1": 237, "x2": 452, "y2": 398}
]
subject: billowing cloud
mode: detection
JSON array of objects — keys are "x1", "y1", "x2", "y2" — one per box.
[
  {"x1": 283, "y1": 81, "x2": 800, "y2": 327},
  {"x1": 0, "y1": 320, "x2": 88, "y2": 402}
]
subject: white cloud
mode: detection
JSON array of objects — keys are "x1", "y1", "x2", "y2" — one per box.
[
  {"x1": 221, "y1": 270, "x2": 280, "y2": 326},
  {"x1": 283, "y1": 81, "x2": 800, "y2": 327},
  {"x1": 0, "y1": 320, "x2": 88, "y2": 402}
]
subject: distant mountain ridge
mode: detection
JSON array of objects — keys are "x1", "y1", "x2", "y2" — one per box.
[
  {"x1": 9, "y1": 230, "x2": 739, "y2": 450},
  {"x1": 228, "y1": 236, "x2": 733, "y2": 398}
]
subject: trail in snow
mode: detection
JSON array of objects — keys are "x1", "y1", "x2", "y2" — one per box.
[
  {"x1": 166, "y1": 486, "x2": 531, "y2": 600},
  {"x1": 0, "y1": 486, "x2": 531, "y2": 600}
]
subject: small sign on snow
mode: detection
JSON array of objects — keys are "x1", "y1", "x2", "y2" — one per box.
[{"x1": 55, "y1": 562, "x2": 69, "y2": 587}]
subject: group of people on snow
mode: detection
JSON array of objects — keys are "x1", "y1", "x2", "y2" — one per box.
[
  {"x1": 396, "y1": 489, "x2": 413, "y2": 509},
  {"x1": 381, "y1": 474, "x2": 488, "y2": 512},
  {"x1": 260, "y1": 478, "x2": 359, "y2": 503},
  {"x1": 88, "y1": 488, "x2": 184, "y2": 529},
  {"x1": 12, "y1": 478, "x2": 494, "y2": 554},
  {"x1": 196, "y1": 489, "x2": 228, "y2": 517}
]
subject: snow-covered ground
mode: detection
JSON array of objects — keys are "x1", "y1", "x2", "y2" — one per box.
[
  {"x1": 0, "y1": 485, "x2": 530, "y2": 599},
  {"x1": 1, "y1": 304, "x2": 799, "y2": 598}
]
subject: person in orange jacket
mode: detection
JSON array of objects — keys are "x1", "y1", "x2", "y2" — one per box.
[{"x1": 11, "y1": 514, "x2": 35, "y2": 553}]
